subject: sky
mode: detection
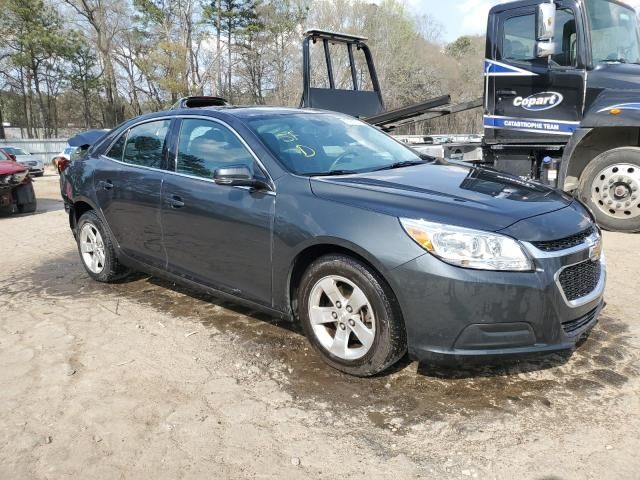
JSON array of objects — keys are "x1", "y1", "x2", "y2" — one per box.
[{"x1": 404, "y1": 0, "x2": 640, "y2": 42}]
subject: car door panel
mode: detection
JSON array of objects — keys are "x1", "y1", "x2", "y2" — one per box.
[
  {"x1": 93, "y1": 119, "x2": 170, "y2": 268},
  {"x1": 160, "y1": 118, "x2": 275, "y2": 305},
  {"x1": 161, "y1": 177, "x2": 274, "y2": 303}
]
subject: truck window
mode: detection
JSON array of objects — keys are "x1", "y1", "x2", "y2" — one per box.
[
  {"x1": 502, "y1": 14, "x2": 537, "y2": 63},
  {"x1": 586, "y1": 0, "x2": 640, "y2": 65},
  {"x1": 501, "y1": 8, "x2": 577, "y2": 67},
  {"x1": 551, "y1": 9, "x2": 578, "y2": 67}
]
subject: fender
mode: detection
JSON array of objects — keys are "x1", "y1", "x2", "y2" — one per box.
[
  {"x1": 559, "y1": 128, "x2": 592, "y2": 191},
  {"x1": 582, "y1": 90, "x2": 640, "y2": 128},
  {"x1": 279, "y1": 235, "x2": 406, "y2": 319}
]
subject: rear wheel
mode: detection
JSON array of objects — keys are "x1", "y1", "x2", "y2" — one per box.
[
  {"x1": 578, "y1": 147, "x2": 640, "y2": 233},
  {"x1": 76, "y1": 210, "x2": 129, "y2": 282},
  {"x1": 297, "y1": 254, "x2": 406, "y2": 377}
]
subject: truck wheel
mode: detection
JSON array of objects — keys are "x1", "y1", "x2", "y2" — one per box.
[
  {"x1": 76, "y1": 210, "x2": 130, "y2": 282},
  {"x1": 578, "y1": 147, "x2": 640, "y2": 233},
  {"x1": 15, "y1": 183, "x2": 37, "y2": 214},
  {"x1": 297, "y1": 254, "x2": 407, "y2": 377}
]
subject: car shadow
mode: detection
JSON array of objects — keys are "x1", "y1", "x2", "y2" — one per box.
[{"x1": 8, "y1": 248, "x2": 636, "y2": 423}]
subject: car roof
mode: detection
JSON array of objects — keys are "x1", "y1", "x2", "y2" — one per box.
[{"x1": 154, "y1": 105, "x2": 333, "y2": 120}]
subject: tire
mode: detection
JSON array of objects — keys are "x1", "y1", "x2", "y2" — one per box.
[
  {"x1": 15, "y1": 183, "x2": 37, "y2": 214},
  {"x1": 35, "y1": 172, "x2": 44, "y2": 177},
  {"x1": 297, "y1": 254, "x2": 407, "y2": 377},
  {"x1": 577, "y1": 147, "x2": 640, "y2": 233},
  {"x1": 76, "y1": 210, "x2": 129, "y2": 282}
]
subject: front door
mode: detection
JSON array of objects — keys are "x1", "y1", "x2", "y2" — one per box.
[
  {"x1": 485, "y1": 2, "x2": 586, "y2": 143},
  {"x1": 160, "y1": 117, "x2": 275, "y2": 305}
]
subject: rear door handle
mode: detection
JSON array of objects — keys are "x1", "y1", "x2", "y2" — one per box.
[
  {"x1": 497, "y1": 89, "x2": 518, "y2": 96},
  {"x1": 167, "y1": 194, "x2": 185, "y2": 209},
  {"x1": 99, "y1": 180, "x2": 114, "y2": 190}
]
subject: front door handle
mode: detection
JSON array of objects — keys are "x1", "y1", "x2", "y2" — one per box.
[
  {"x1": 167, "y1": 194, "x2": 185, "y2": 209},
  {"x1": 99, "y1": 180, "x2": 114, "y2": 190},
  {"x1": 497, "y1": 89, "x2": 518, "y2": 96}
]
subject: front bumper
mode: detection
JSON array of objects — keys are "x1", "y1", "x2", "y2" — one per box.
[{"x1": 389, "y1": 237, "x2": 606, "y2": 362}]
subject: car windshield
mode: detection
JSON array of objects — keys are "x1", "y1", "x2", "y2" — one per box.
[
  {"x1": 245, "y1": 112, "x2": 424, "y2": 175},
  {"x1": 586, "y1": 0, "x2": 640, "y2": 64},
  {"x1": 3, "y1": 147, "x2": 28, "y2": 156}
]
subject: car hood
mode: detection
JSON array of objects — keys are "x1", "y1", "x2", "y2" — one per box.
[
  {"x1": 15, "y1": 155, "x2": 38, "y2": 163},
  {"x1": 0, "y1": 160, "x2": 27, "y2": 175},
  {"x1": 309, "y1": 162, "x2": 575, "y2": 235}
]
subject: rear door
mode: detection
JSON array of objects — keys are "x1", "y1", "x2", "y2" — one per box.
[
  {"x1": 160, "y1": 117, "x2": 275, "y2": 305},
  {"x1": 485, "y1": 2, "x2": 585, "y2": 143},
  {"x1": 95, "y1": 119, "x2": 171, "y2": 268}
]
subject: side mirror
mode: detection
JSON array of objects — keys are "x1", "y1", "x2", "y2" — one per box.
[
  {"x1": 8, "y1": 154, "x2": 16, "y2": 161},
  {"x1": 213, "y1": 165, "x2": 269, "y2": 190},
  {"x1": 536, "y1": 41, "x2": 556, "y2": 58},
  {"x1": 537, "y1": 3, "x2": 556, "y2": 41},
  {"x1": 536, "y1": 3, "x2": 556, "y2": 58}
]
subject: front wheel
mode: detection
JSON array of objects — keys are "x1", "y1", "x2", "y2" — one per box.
[
  {"x1": 578, "y1": 147, "x2": 640, "y2": 233},
  {"x1": 15, "y1": 182, "x2": 37, "y2": 214},
  {"x1": 297, "y1": 254, "x2": 406, "y2": 377}
]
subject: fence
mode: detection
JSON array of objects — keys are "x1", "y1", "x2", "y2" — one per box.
[{"x1": 0, "y1": 139, "x2": 68, "y2": 163}]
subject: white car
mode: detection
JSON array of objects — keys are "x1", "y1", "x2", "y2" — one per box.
[
  {"x1": 53, "y1": 146, "x2": 79, "y2": 162},
  {"x1": 1, "y1": 146, "x2": 45, "y2": 177}
]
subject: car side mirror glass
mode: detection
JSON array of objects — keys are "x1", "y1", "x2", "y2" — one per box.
[
  {"x1": 213, "y1": 165, "x2": 269, "y2": 190},
  {"x1": 537, "y1": 3, "x2": 555, "y2": 41}
]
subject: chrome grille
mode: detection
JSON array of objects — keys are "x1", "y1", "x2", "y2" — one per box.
[
  {"x1": 558, "y1": 260, "x2": 601, "y2": 302},
  {"x1": 532, "y1": 226, "x2": 595, "y2": 252}
]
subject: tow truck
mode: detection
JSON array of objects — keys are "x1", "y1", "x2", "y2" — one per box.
[{"x1": 300, "y1": 0, "x2": 640, "y2": 233}]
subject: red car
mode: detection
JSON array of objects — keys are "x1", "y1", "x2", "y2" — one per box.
[{"x1": 0, "y1": 149, "x2": 36, "y2": 215}]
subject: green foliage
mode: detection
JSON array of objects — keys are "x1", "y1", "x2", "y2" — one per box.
[{"x1": 0, "y1": 0, "x2": 486, "y2": 135}]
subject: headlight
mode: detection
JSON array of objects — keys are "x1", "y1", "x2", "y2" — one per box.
[
  {"x1": 400, "y1": 218, "x2": 533, "y2": 271},
  {"x1": 12, "y1": 172, "x2": 27, "y2": 183}
]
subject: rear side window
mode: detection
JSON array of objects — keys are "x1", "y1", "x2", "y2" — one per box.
[
  {"x1": 122, "y1": 120, "x2": 170, "y2": 168},
  {"x1": 106, "y1": 135, "x2": 126, "y2": 161},
  {"x1": 176, "y1": 119, "x2": 255, "y2": 179}
]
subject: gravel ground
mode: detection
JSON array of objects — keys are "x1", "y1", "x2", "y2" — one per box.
[{"x1": 0, "y1": 172, "x2": 639, "y2": 479}]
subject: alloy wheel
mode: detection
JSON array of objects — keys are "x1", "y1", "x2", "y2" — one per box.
[
  {"x1": 79, "y1": 223, "x2": 106, "y2": 274},
  {"x1": 308, "y1": 275, "x2": 376, "y2": 361}
]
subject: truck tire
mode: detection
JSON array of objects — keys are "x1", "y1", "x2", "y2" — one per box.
[
  {"x1": 15, "y1": 183, "x2": 37, "y2": 214},
  {"x1": 578, "y1": 147, "x2": 640, "y2": 233},
  {"x1": 297, "y1": 254, "x2": 407, "y2": 377}
]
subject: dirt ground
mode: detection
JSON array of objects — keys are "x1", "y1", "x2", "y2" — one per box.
[{"x1": 0, "y1": 172, "x2": 639, "y2": 480}]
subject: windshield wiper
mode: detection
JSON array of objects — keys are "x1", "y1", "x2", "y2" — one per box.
[
  {"x1": 308, "y1": 170, "x2": 359, "y2": 177},
  {"x1": 601, "y1": 58, "x2": 627, "y2": 63},
  {"x1": 372, "y1": 160, "x2": 427, "y2": 172}
]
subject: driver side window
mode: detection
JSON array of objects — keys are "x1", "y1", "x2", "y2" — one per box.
[
  {"x1": 176, "y1": 119, "x2": 256, "y2": 179},
  {"x1": 551, "y1": 9, "x2": 578, "y2": 67},
  {"x1": 500, "y1": 8, "x2": 577, "y2": 67},
  {"x1": 502, "y1": 13, "x2": 537, "y2": 63}
]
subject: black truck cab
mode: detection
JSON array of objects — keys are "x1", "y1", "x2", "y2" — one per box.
[
  {"x1": 484, "y1": 0, "x2": 640, "y2": 232},
  {"x1": 300, "y1": 1, "x2": 640, "y2": 233}
]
